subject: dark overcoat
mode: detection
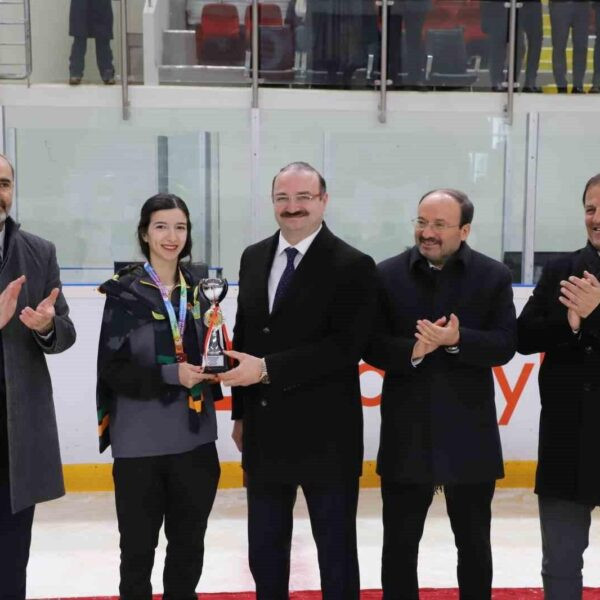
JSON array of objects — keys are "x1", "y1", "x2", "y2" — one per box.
[
  {"x1": 365, "y1": 243, "x2": 516, "y2": 485},
  {"x1": 1, "y1": 218, "x2": 76, "y2": 513},
  {"x1": 69, "y1": 0, "x2": 114, "y2": 39},
  {"x1": 231, "y1": 223, "x2": 377, "y2": 483},
  {"x1": 517, "y1": 243, "x2": 600, "y2": 506}
]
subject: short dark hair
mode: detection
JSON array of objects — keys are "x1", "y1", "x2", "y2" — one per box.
[
  {"x1": 271, "y1": 161, "x2": 327, "y2": 196},
  {"x1": 0, "y1": 154, "x2": 15, "y2": 179},
  {"x1": 582, "y1": 174, "x2": 600, "y2": 204},
  {"x1": 418, "y1": 188, "x2": 474, "y2": 227},
  {"x1": 137, "y1": 193, "x2": 192, "y2": 262}
]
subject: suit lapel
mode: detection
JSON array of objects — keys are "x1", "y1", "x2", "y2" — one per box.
[
  {"x1": 269, "y1": 224, "x2": 334, "y2": 319},
  {"x1": 254, "y1": 233, "x2": 279, "y2": 320}
]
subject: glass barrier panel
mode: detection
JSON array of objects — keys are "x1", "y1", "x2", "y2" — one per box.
[
  {"x1": 5, "y1": 106, "x2": 251, "y2": 282},
  {"x1": 533, "y1": 111, "x2": 600, "y2": 281},
  {"x1": 260, "y1": 108, "x2": 508, "y2": 262}
]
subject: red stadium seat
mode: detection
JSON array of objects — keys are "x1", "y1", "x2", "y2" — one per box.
[
  {"x1": 195, "y1": 3, "x2": 244, "y2": 65},
  {"x1": 244, "y1": 3, "x2": 284, "y2": 44}
]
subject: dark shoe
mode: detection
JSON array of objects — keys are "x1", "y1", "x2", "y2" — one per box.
[
  {"x1": 522, "y1": 86, "x2": 542, "y2": 93},
  {"x1": 557, "y1": 86, "x2": 567, "y2": 94},
  {"x1": 69, "y1": 76, "x2": 82, "y2": 85},
  {"x1": 102, "y1": 71, "x2": 115, "y2": 85},
  {"x1": 571, "y1": 86, "x2": 585, "y2": 94},
  {"x1": 588, "y1": 86, "x2": 600, "y2": 94},
  {"x1": 491, "y1": 84, "x2": 504, "y2": 92}
]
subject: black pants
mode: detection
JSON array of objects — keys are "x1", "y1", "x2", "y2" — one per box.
[
  {"x1": 388, "y1": 12, "x2": 428, "y2": 85},
  {"x1": 594, "y1": 4, "x2": 600, "y2": 86},
  {"x1": 113, "y1": 443, "x2": 220, "y2": 600},
  {"x1": 517, "y1": 4, "x2": 544, "y2": 87},
  {"x1": 381, "y1": 480, "x2": 496, "y2": 600},
  {"x1": 549, "y1": 1, "x2": 590, "y2": 88},
  {"x1": 69, "y1": 36, "x2": 114, "y2": 78},
  {"x1": 482, "y1": 4, "x2": 543, "y2": 88},
  {"x1": 0, "y1": 482, "x2": 35, "y2": 600},
  {"x1": 247, "y1": 477, "x2": 360, "y2": 600}
]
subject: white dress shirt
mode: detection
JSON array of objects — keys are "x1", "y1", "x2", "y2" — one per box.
[{"x1": 267, "y1": 225, "x2": 322, "y2": 313}]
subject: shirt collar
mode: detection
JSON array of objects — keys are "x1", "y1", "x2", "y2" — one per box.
[
  {"x1": 0, "y1": 225, "x2": 5, "y2": 255},
  {"x1": 276, "y1": 224, "x2": 322, "y2": 258},
  {"x1": 409, "y1": 241, "x2": 472, "y2": 272}
]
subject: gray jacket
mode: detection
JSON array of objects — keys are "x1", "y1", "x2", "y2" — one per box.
[{"x1": 2, "y1": 218, "x2": 76, "y2": 513}]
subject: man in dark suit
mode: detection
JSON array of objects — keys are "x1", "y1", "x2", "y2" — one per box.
[
  {"x1": 365, "y1": 189, "x2": 516, "y2": 600},
  {"x1": 68, "y1": 0, "x2": 115, "y2": 85},
  {"x1": 0, "y1": 154, "x2": 76, "y2": 599},
  {"x1": 219, "y1": 161, "x2": 377, "y2": 600},
  {"x1": 518, "y1": 173, "x2": 600, "y2": 599}
]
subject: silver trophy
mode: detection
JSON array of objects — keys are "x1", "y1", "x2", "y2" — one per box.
[{"x1": 199, "y1": 278, "x2": 230, "y2": 373}]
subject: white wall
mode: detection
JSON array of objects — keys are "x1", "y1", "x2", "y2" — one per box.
[{"x1": 50, "y1": 286, "x2": 540, "y2": 465}]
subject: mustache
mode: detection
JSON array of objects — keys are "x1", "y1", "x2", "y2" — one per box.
[
  {"x1": 418, "y1": 236, "x2": 439, "y2": 244},
  {"x1": 281, "y1": 210, "x2": 308, "y2": 218}
]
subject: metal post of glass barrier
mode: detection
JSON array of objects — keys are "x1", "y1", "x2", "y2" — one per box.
[
  {"x1": 23, "y1": 0, "x2": 32, "y2": 84},
  {"x1": 120, "y1": 0, "x2": 130, "y2": 120},
  {"x1": 505, "y1": 0, "x2": 518, "y2": 125},
  {"x1": 522, "y1": 112, "x2": 539, "y2": 284},
  {"x1": 251, "y1": 0, "x2": 259, "y2": 109},
  {"x1": 377, "y1": 0, "x2": 390, "y2": 124}
]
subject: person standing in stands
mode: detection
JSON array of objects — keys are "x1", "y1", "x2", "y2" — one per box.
[
  {"x1": 591, "y1": 1, "x2": 600, "y2": 92},
  {"x1": 0, "y1": 153, "x2": 76, "y2": 600},
  {"x1": 481, "y1": 0, "x2": 543, "y2": 92},
  {"x1": 388, "y1": 0, "x2": 432, "y2": 88},
  {"x1": 518, "y1": 174, "x2": 600, "y2": 599},
  {"x1": 68, "y1": 0, "x2": 115, "y2": 85},
  {"x1": 518, "y1": 0, "x2": 544, "y2": 92},
  {"x1": 220, "y1": 162, "x2": 377, "y2": 600},
  {"x1": 548, "y1": 0, "x2": 590, "y2": 93},
  {"x1": 96, "y1": 194, "x2": 222, "y2": 600},
  {"x1": 366, "y1": 189, "x2": 516, "y2": 600}
]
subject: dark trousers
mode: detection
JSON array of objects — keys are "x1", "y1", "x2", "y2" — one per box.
[
  {"x1": 381, "y1": 480, "x2": 496, "y2": 600},
  {"x1": 594, "y1": 4, "x2": 600, "y2": 85},
  {"x1": 549, "y1": 2, "x2": 590, "y2": 88},
  {"x1": 0, "y1": 482, "x2": 35, "y2": 600},
  {"x1": 482, "y1": 4, "x2": 543, "y2": 88},
  {"x1": 69, "y1": 35, "x2": 114, "y2": 78},
  {"x1": 113, "y1": 443, "x2": 220, "y2": 600},
  {"x1": 247, "y1": 477, "x2": 360, "y2": 600},
  {"x1": 388, "y1": 12, "x2": 428, "y2": 85},
  {"x1": 517, "y1": 4, "x2": 544, "y2": 87},
  {"x1": 539, "y1": 495, "x2": 594, "y2": 600}
]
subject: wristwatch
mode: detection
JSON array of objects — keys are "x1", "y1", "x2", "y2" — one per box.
[{"x1": 259, "y1": 358, "x2": 270, "y2": 384}]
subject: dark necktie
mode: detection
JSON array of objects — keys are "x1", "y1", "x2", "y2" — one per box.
[{"x1": 272, "y1": 247, "x2": 299, "y2": 311}]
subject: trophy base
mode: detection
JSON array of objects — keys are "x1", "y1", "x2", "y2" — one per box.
[{"x1": 203, "y1": 354, "x2": 229, "y2": 374}]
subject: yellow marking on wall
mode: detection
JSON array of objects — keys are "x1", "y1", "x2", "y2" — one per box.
[{"x1": 63, "y1": 461, "x2": 537, "y2": 492}]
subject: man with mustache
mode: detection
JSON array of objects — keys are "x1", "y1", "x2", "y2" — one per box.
[
  {"x1": 0, "y1": 154, "x2": 76, "y2": 599},
  {"x1": 220, "y1": 161, "x2": 377, "y2": 599},
  {"x1": 365, "y1": 189, "x2": 516, "y2": 600},
  {"x1": 518, "y1": 174, "x2": 600, "y2": 599}
]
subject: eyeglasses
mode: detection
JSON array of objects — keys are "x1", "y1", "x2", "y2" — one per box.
[
  {"x1": 412, "y1": 218, "x2": 461, "y2": 232},
  {"x1": 273, "y1": 193, "x2": 321, "y2": 204}
]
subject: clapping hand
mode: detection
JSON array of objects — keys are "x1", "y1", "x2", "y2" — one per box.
[
  {"x1": 412, "y1": 316, "x2": 448, "y2": 360},
  {"x1": 559, "y1": 271, "x2": 600, "y2": 330},
  {"x1": 19, "y1": 287, "x2": 59, "y2": 334},
  {"x1": 0, "y1": 275, "x2": 25, "y2": 329},
  {"x1": 415, "y1": 313, "x2": 460, "y2": 348}
]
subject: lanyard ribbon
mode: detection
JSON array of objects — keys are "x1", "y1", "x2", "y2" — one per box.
[{"x1": 144, "y1": 262, "x2": 188, "y2": 362}]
